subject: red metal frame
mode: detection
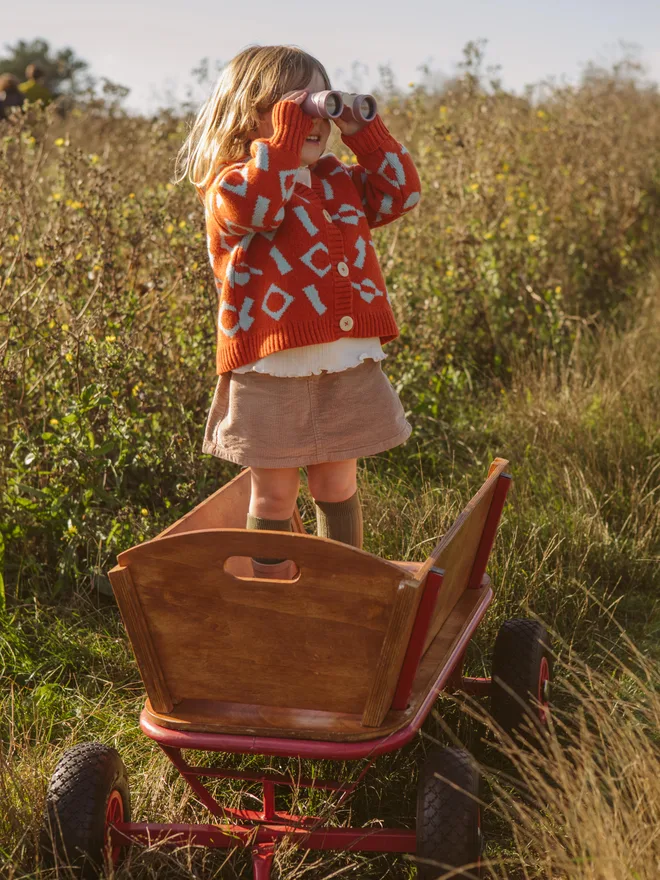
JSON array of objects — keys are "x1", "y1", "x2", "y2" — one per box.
[
  {"x1": 468, "y1": 473, "x2": 512, "y2": 589},
  {"x1": 391, "y1": 567, "x2": 444, "y2": 711}
]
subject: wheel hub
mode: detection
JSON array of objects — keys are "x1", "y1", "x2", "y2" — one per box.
[{"x1": 105, "y1": 790, "x2": 124, "y2": 866}]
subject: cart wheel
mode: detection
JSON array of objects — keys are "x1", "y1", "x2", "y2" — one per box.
[
  {"x1": 41, "y1": 741, "x2": 130, "y2": 878},
  {"x1": 416, "y1": 747, "x2": 482, "y2": 879},
  {"x1": 491, "y1": 619, "x2": 552, "y2": 739}
]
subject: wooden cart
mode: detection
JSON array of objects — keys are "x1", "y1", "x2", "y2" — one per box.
[{"x1": 43, "y1": 458, "x2": 553, "y2": 879}]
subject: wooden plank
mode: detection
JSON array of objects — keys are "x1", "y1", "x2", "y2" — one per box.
[
  {"x1": 108, "y1": 565, "x2": 173, "y2": 714},
  {"x1": 361, "y1": 578, "x2": 422, "y2": 727},
  {"x1": 116, "y1": 529, "x2": 406, "y2": 716},
  {"x1": 142, "y1": 585, "x2": 492, "y2": 741},
  {"x1": 418, "y1": 459, "x2": 509, "y2": 653},
  {"x1": 154, "y1": 468, "x2": 306, "y2": 540},
  {"x1": 155, "y1": 468, "x2": 252, "y2": 539}
]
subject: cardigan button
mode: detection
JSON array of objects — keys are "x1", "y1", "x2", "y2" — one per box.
[
  {"x1": 337, "y1": 261, "x2": 349, "y2": 277},
  {"x1": 339, "y1": 315, "x2": 354, "y2": 331},
  {"x1": 323, "y1": 209, "x2": 333, "y2": 222}
]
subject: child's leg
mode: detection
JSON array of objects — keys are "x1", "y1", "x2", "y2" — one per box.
[
  {"x1": 247, "y1": 467, "x2": 300, "y2": 574},
  {"x1": 307, "y1": 459, "x2": 363, "y2": 549}
]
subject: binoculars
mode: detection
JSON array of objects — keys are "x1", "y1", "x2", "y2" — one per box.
[{"x1": 301, "y1": 91, "x2": 377, "y2": 123}]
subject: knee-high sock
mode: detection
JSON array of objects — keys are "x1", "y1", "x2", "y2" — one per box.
[
  {"x1": 314, "y1": 490, "x2": 363, "y2": 550},
  {"x1": 246, "y1": 514, "x2": 291, "y2": 564}
]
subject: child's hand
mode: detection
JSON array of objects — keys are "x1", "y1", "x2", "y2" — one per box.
[
  {"x1": 280, "y1": 90, "x2": 308, "y2": 105},
  {"x1": 332, "y1": 116, "x2": 368, "y2": 137}
]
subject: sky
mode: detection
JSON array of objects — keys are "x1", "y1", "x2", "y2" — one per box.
[{"x1": 4, "y1": 0, "x2": 660, "y2": 113}]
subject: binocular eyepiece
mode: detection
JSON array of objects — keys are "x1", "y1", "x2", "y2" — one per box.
[{"x1": 301, "y1": 91, "x2": 377, "y2": 123}]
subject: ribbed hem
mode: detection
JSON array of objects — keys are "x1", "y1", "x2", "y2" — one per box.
[
  {"x1": 216, "y1": 311, "x2": 399, "y2": 374},
  {"x1": 314, "y1": 490, "x2": 359, "y2": 515},
  {"x1": 270, "y1": 101, "x2": 314, "y2": 155},
  {"x1": 246, "y1": 514, "x2": 292, "y2": 532},
  {"x1": 341, "y1": 114, "x2": 392, "y2": 155},
  {"x1": 202, "y1": 421, "x2": 412, "y2": 468}
]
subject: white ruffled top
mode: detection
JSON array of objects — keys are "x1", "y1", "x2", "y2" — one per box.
[{"x1": 232, "y1": 165, "x2": 387, "y2": 377}]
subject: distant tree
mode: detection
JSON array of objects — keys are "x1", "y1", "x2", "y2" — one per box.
[{"x1": 0, "y1": 38, "x2": 92, "y2": 95}]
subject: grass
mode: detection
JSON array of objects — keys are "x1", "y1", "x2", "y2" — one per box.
[{"x1": 2, "y1": 49, "x2": 660, "y2": 878}]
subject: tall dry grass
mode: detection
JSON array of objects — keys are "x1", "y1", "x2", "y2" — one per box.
[{"x1": 1, "y1": 54, "x2": 660, "y2": 878}]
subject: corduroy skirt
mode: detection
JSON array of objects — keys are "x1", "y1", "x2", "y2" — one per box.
[{"x1": 202, "y1": 359, "x2": 411, "y2": 468}]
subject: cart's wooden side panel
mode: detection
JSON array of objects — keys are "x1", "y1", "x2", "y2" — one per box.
[
  {"x1": 419, "y1": 460, "x2": 509, "y2": 654},
  {"x1": 142, "y1": 585, "x2": 493, "y2": 741},
  {"x1": 154, "y1": 468, "x2": 306, "y2": 540},
  {"x1": 116, "y1": 530, "x2": 406, "y2": 718},
  {"x1": 155, "y1": 469, "x2": 252, "y2": 539},
  {"x1": 108, "y1": 564, "x2": 174, "y2": 714}
]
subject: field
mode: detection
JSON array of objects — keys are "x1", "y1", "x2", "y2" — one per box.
[{"x1": 1, "y1": 50, "x2": 660, "y2": 878}]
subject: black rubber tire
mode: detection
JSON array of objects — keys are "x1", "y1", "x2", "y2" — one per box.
[
  {"x1": 491, "y1": 619, "x2": 552, "y2": 739},
  {"x1": 416, "y1": 746, "x2": 482, "y2": 879},
  {"x1": 41, "y1": 741, "x2": 131, "y2": 878}
]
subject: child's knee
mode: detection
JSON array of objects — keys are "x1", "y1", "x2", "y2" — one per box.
[
  {"x1": 307, "y1": 460, "x2": 357, "y2": 502},
  {"x1": 249, "y1": 467, "x2": 300, "y2": 517}
]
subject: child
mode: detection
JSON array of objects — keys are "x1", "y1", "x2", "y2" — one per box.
[{"x1": 176, "y1": 45, "x2": 421, "y2": 578}]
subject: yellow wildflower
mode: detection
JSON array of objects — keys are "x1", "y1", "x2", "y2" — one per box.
[
  {"x1": 166, "y1": 223, "x2": 175, "y2": 235},
  {"x1": 178, "y1": 219, "x2": 187, "y2": 229},
  {"x1": 75, "y1": 252, "x2": 82, "y2": 260},
  {"x1": 61, "y1": 323, "x2": 69, "y2": 332},
  {"x1": 65, "y1": 352, "x2": 74, "y2": 363},
  {"x1": 129, "y1": 192, "x2": 135, "y2": 199},
  {"x1": 105, "y1": 334, "x2": 117, "y2": 343},
  {"x1": 141, "y1": 508, "x2": 149, "y2": 516},
  {"x1": 445, "y1": 269, "x2": 454, "y2": 278},
  {"x1": 89, "y1": 153, "x2": 100, "y2": 165},
  {"x1": 528, "y1": 234, "x2": 538, "y2": 243},
  {"x1": 484, "y1": 232, "x2": 494, "y2": 240},
  {"x1": 439, "y1": 105, "x2": 447, "y2": 115},
  {"x1": 67, "y1": 523, "x2": 78, "y2": 535},
  {"x1": 35, "y1": 256, "x2": 45, "y2": 268},
  {"x1": 469, "y1": 183, "x2": 479, "y2": 192},
  {"x1": 49, "y1": 418, "x2": 59, "y2": 426},
  {"x1": 166, "y1": 182, "x2": 174, "y2": 191},
  {"x1": 555, "y1": 285, "x2": 562, "y2": 294},
  {"x1": 48, "y1": 320, "x2": 56, "y2": 329},
  {"x1": 54, "y1": 137, "x2": 65, "y2": 147},
  {"x1": 52, "y1": 192, "x2": 63, "y2": 201},
  {"x1": 537, "y1": 109, "x2": 546, "y2": 119}
]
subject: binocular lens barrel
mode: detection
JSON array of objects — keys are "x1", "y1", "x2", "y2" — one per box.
[
  {"x1": 301, "y1": 90, "x2": 344, "y2": 118},
  {"x1": 354, "y1": 94, "x2": 377, "y2": 122},
  {"x1": 299, "y1": 90, "x2": 378, "y2": 121}
]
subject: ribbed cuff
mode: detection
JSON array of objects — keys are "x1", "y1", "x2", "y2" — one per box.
[
  {"x1": 270, "y1": 101, "x2": 314, "y2": 155},
  {"x1": 341, "y1": 114, "x2": 391, "y2": 154},
  {"x1": 314, "y1": 490, "x2": 359, "y2": 515},
  {"x1": 246, "y1": 514, "x2": 292, "y2": 532}
]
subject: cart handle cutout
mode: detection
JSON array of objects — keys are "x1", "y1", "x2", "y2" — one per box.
[{"x1": 223, "y1": 556, "x2": 301, "y2": 583}]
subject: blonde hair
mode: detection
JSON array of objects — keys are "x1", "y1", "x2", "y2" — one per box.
[{"x1": 175, "y1": 45, "x2": 331, "y2": 191}]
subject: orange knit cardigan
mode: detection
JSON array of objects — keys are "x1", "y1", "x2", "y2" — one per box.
[{"x1": 204, "y1": 100, "x2": 421, "y2": 374}]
